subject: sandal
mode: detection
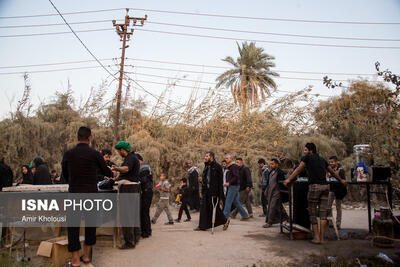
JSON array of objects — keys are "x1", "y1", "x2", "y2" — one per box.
[
  {"x1": 223, "y1": 219, "x2": 230, "y2": 231},
  {"x1": 80, "y1": 256, "x2": 91, "y2": 264},
  {"x1": 309, "y1": 239, "x2": 321, "y2": 245}
]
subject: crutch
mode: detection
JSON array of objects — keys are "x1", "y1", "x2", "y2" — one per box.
[{"x1": 211, "y1": 197, "x2": 219, "y2": 235}]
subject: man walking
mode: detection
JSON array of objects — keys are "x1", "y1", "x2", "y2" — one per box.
[
  {"x1": 258, "y1": 158, "x2": 269, "y2": 217},
  {"x1": 187, "y1": 160, "x2": 200, "y2": 212},
  {"x1": 62, "y1": 126, "x2": 114, "y2": 266},
  {"x1": 112, "y1": 141, "x2": 141, "y2": 249},
  {"x1": 231, "y1": 158, "x2": 253, "y2": 218},
  {"x1": 284, "y1": 143, "x2": 346, "y2": 244},
  {"x1": 195, "y1": 151, "x2": 226, "y2": 231},
  {"x1": 223, "y1": 154, "x2": 249, "y2": 230},
  {"x1": 263, "y1": 159, "x2": 288, "y2": 228}
]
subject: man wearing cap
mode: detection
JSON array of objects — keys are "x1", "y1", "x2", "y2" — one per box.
[{"x1": 112, "y1": 141, "x2": 141, "y2": 249}]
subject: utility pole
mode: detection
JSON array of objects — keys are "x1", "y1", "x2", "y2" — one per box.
[{"x1": 112, "y1": 8, "x2": 147, "y2": 147}]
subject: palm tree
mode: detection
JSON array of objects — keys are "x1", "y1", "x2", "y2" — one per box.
[{"x1": 216, "y1": 42, "x2": 279, "y2": 112}]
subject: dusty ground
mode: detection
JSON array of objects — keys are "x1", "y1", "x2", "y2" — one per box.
[{"x1": 89, "y1": 206, "x2": 400, "y2": 267}]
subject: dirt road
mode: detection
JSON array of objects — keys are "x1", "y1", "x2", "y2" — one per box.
[{"x1": 92, "y1": 206, "x2": 398, "y2": 267}]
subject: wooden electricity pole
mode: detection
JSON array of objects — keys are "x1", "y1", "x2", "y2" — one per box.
[{"x1": 112, "y1": 8, "x2": 147, "y2": 147}]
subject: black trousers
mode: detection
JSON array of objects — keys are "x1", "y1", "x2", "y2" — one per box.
[
  {"x1": 67, "y1": 226, "x2": 96, "y2": 252},
  {"x1": 190, "y1": 188, "x2": 200, "y2": 210},
  {"x1": 140, "y1": 190, "x2": 153, "y2": 237},
  {"x1": 178, "y1": 200, "x2": 191, "y2": 220},
  {"x1": 119, "y1": 184, "x2": 141, "y2": 245},
  {"x1": 261, "y1": 187, "x2": 268, "y2": 215}
]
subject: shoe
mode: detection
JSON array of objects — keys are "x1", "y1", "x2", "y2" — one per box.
[
  {"x1": 151, "y1": 219, "x2": 156, "y2": 224},
  {"x1": 118, "y1": 242, "x2": 135, "y2": 249},
  {"x1": 184, "y1": 218, "x2": 191, "y2": 222},
  {"x1": 248, "y1": 214, "x2": 254, "y2": 218},
  {"x1": 240, "y1": 216, "x2": 250, "y2": 221},
  {"x1": 259, "y1": 214, "x2": 266, "y2": 217},
  {"x1": 194, "y1": 227, "x2": 202, "y2": 231},
  {"x1": 174, "y1": 219, "x2": 181, "y2": 223},
  {"x1": 262, "y1": 223, "x2": 272, "y2": 228},
  {"x1": 164, "y1": 221, "x2": 174, "y2": 225},
  {"x1": 141, "y1": 234, "x2": 150, "y2": 238},
  {"x1": 80, "y1": 256, "x2": 90, "y2": 264},
  {"x1": 223, "y1": 219, "x2": 230, "y2": 231}
]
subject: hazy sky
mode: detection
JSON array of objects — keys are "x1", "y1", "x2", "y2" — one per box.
[{"x1": 0, "y1": 0, "x2": 399, "y2": 118}]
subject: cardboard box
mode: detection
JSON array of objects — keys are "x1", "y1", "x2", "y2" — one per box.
[{"x1": 37, "y1": 236, "x2": 84, "y2": 267}]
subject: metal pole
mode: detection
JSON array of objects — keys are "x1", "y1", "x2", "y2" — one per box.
[{"x1": 367, "y1": 183, "x2": 372, "y2": 233}]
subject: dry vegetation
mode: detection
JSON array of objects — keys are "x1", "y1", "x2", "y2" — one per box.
[{"x1": 1, "y1": 73, "x2": 399, "y2": 202}]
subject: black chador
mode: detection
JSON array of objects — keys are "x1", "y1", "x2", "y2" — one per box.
[{"x1": 197, "y1": 160, "x2": 226, "y2": 230}]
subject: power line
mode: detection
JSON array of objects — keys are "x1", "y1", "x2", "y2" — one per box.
[
  {"x1": 0, "y1": 28, "x2": 113, "y2": 38},
  {"x1": 0, "y1": 58, "x2": 116, "y2": 69},
  {"x1": 1, "y1": 7, "x2": 400, "y2": 25},
  {"x1": 129, "y1": 8, "x2": 400, "y2": 25},
  {"x1": 2, "y1": 25, "x2": 399, "y2": 49},
  {"x1": 42, "y1": 3, "x2": 192, "y2": 116},
  {"x1": 1, "y1": 19, "x2": 398, "y2": 42},
  {"x1": 146, "y1": 21, "x2": 400, "y2": 42},
  {"x1": 48, "y1": 0, "x2": 116, "y2": 79},
  {"x1": 123, "y1": 71, "x2": 334, "y2": 96},
  {"x1": 0, "y1": 57, "x2": 377, "y2": 76},
  {"x1": 0, "y1": 8, "x2": 124, "y2": 19},
  {"x1": 126, "y1": 78, "x2": 331, "y2": 97},
  {"x1": 125, "y1": 65, "x2": 374, "y2": 82},
  {"x1": 0, "y1": 65, "x2": 106, "y2": 75},
  {"x1": 135, "y1": 29, "x2": 400, "y2": 50},
  {"x1": 0, "y1": 19, "x2": 115, "y2": 28},
  {"x1": 0, "y1": 62, "x2": 377, "y2": 84}
]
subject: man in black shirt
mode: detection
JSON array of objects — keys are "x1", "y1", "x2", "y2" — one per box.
[
  {"x1": 231, "y1": 158, "x2": 253, "y2": 218},
  {"x1": 284, "y1": 143, "x2": 346, "y2": 244},
  {"x1": 62, "y1": 126, "x2": 113, "y2": 266},
  {"x1": 112, "y1": 141, "x2": 139, "y2": 183},
  {"x1": 112, "y1": 141, "x2": 141, "y2": 249}
]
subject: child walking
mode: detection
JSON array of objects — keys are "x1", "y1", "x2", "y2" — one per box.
[
  {"x1": 151, "y1": 173, "x2": 174, "y2": 225},
  {"x1": 174, "y1": 178, "x2": 191, "y2": 222}
]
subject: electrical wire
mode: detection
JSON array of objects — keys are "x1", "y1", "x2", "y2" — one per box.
[
  {"x1": 135, "y1": 29, "x2": 400, "y2": 50},
  {"x1": 129, "y1": 7, "x2": 400, "y2": 25},
  {"x1": 146, "y1": 21, "x2": 400, "y2": 42},
  {"x1": 1, "y1": 19, "x2": 398, "y2": 42},
  {"x1": 0, "y1": 28, "x2": 113, "y2": 38},
  {"x1": 46, "y1": 1, "x2": 182, "y2": 112},
  {"x1": 1, "y1": 7, "x2": 400, "y2": 25},
  {"x1": 0, "y1": 58, "x2": 116, "y2": 69},
  {"x1": 0, "y1": 57, "x2": 377, "y2": 76},
  {"x1": 0, "y1": 8, "x2": 124, "y2": 19},
  {"x1": 2, "y1": 26, "x2": 399, "y2": 49},
  {"x1": 123, "y1": 71, "x2": 333, "y2": 96}
]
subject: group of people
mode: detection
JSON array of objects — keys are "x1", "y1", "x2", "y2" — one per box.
[
  {"x1": 0, "y1": 157, "x2": 65, "y2": 190},
  {"x1": 0, "y1": 125, "x2": 349, "y2": 266}
]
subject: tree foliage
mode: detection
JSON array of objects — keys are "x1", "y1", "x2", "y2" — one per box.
[
  {"x1": 216, "y1": 42, "x2": 279, "y2": 112},
  {"x1": 314, "y1": 80, "x2": 400, "y2": 166}
]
